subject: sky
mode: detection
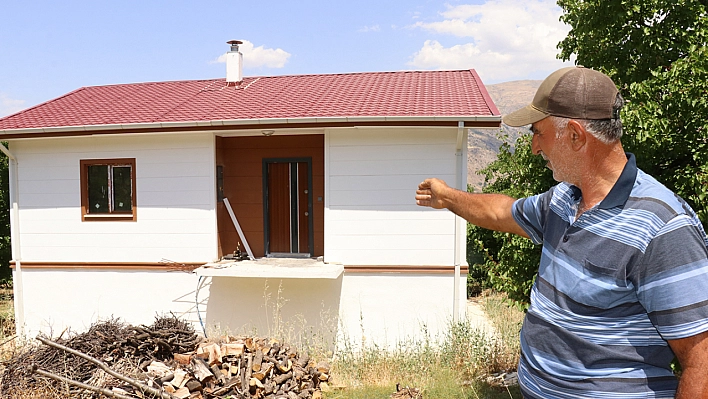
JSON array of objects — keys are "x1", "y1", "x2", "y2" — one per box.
[{"x1": 0, "y1": 0, "x2": 575, "y2": 117}]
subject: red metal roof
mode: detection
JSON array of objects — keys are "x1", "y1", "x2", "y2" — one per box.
[{"x1": 0, "y1": 70, "x2": 500, "y2": 133}]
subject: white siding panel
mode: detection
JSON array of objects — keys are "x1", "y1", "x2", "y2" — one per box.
[
  {"x1": 324, "y1": 128, "x2": 460, "y2": 266},
  {"x1": 20, "y1": 166, "x2": 78, "y2": 181},
  {"x1": 139, "y1": 190, "x2": 213, "y2": 207},
  {"x1": 328, "y1": 143, "x2": 452, "y2": 162},
  {"x1": 20, "y1": 193, "x2": 78, "y2": 208},
  {"x1": 328, "y1": 128, "x2": 457, "y2": 146},
  {"x1": 12, "y1": 133, "x2": 218, "y2": 263},
  {"x1": 139, "y1": 177, "x2": 213, "y2": 193},
  {"x1": 328, "y1": 174, "x2": 456, "y2": 191},
  {"x1": 328, "y1": 218, "x2": 453, "y2": 236},
  {"x1": 327, "y1": 209, "x2": 450, "y2": 221},
  {"x1": 329, "y1": 159, "x2": 455, "y2": 177},
  {"x1": 19, "y1": 179, "x2": 77, "y2": 195},
  {"x1": 327, "y1": 234, "x2": 453, "y2": 251}
]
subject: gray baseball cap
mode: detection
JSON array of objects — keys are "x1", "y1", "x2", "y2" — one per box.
[{"x1": 502, "y1": 66, "x2": 619, "y2": 127}]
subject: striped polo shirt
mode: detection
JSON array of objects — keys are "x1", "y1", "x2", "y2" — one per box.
[{"x1": 511, "y1": 153, "x2": 708, "y2": 399}]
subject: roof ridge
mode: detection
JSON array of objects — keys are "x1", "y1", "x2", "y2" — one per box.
[{"x1": 71, "y1": 69, "x2": 476, "y2": 89}]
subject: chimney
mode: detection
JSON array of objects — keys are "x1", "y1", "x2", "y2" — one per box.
[{"x1": 226, "y1": 40, "x2": 243, "y2": 83}]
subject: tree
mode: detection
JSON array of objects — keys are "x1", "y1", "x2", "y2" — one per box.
[
  {"x1": 558, "y1": 0, "x2": 708, "y2": 91},
  {"x1": 467, "y1": 134, "x2": 555, "y2": 307},
  {"x1": 468, "y1": 0, "x2": 708, "y2": 306},
  {"x1": 558, "y1": 0, "x2": 708, "y2": 225}
]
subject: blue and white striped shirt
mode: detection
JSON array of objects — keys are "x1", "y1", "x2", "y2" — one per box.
[{"x1": 512, "y1": 153, "x2": 708, "y2": 399}]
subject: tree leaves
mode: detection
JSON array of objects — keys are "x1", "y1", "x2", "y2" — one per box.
[{"x1": 469, "y1": 0, "x2": 708, "y2": 305}]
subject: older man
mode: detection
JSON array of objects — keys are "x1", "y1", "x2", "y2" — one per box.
[{"x1": 416, "y1": 66, "x2": 708, "y2": 398}]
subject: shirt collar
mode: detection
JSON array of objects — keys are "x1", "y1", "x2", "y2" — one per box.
[{"x1": 569, "y1": 153, "x2": 637, "y2": 209}]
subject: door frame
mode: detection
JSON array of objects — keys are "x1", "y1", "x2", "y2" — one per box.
[{"x1": 262, "y1": 157, "x2": 314, "y2": 257}]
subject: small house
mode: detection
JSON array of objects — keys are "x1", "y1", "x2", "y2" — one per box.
[{"x1": 0, "y1": 42, "x2": 500, "y2": 348}]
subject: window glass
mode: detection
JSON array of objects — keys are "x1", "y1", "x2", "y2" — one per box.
[
  {"x1": 87, "y1": 165, "x2": 109, "y2": 214},
  {"x1": 112, "y1": 166, "x2": 133, "y2": 211}
]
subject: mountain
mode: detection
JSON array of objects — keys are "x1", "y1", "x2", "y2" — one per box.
[{"x1": 467, "y1": 79, "x2": 542, "y2": 191}]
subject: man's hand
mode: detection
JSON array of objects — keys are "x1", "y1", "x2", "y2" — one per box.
[
  {"x1": 415, "y1": 178, "x2": 450, "y2": 209},
  {"x1": 415, "y1": 178, "x2": 528, "y2": 238}
]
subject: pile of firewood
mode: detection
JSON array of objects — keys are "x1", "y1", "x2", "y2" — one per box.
[
  {"x1": 0, "y1": 316, "x2": 328, "y2": 399},
  {"x1": 158, "y1": 337, "x2": 329, "y2": 398}
]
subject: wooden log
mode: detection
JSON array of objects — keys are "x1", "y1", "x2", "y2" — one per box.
[
  {"x1": 274, "y1": 371, "x2": 293, "y2": 385},
  {"x1": 222, "y1": 343, "x2": 245, "y2": 357},
  {"x1": 211, "y1": 364, "x2": 226, "y2": 385},
  {"x1": 277, "y1": 359, "x2": 292, "y2": 373},
  {"x1": 173, "y1": 387, "x2": 191, "y2": 399},
  {"x1": 316, "y1": 361, "x2": 330, "y2": 374},
  {"x1": 253, "y1": 349, "x2": 264, "y2": 372},
  {"x1": 297, "y1": 353, "x2": 310, "y2": 368},
  {"x1": 191, "y1": 357, "x2": 214, "y2": 383},
  {"x1": 185, "y1": 379, "x2": 203, "y2": 392}
]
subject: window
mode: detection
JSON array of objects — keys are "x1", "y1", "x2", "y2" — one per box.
[{"x1": 80, "y1": 158, "x2": 136, "y2": 221}]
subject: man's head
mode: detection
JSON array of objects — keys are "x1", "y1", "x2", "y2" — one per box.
[{"x1": 503, "y1": 66, "x2": 624, "y2": 143}]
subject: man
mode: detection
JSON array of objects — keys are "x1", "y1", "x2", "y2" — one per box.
[{"x1": 416, "y1": 66, "x2": 708, "y2": 398}]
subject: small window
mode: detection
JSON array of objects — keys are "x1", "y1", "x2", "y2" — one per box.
[{"x1": 80, "y1": 159, "x2": 136, "y2": 221}]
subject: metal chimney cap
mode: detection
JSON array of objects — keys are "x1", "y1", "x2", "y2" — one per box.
[{"x1": 227, "y1": 40, "x2": 243, "y2": 52}]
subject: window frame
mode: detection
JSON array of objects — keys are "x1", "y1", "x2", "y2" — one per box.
[{"x1": 80, "y1": 158, "x2": 137, "y2": 222}]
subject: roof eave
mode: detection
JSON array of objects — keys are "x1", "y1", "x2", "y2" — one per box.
[{"x1": 0, "y1": 115, "x2": 502, "y2": 139}]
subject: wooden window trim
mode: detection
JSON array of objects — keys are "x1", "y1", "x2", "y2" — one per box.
[{"x1": 80, "y1": 158, "x2": 137, "y2": 222}]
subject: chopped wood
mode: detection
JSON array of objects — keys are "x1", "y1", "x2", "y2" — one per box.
[
  {"x1": 221, "y1": 343, "x2": 245, "y2": 357},
  {"x1": 2, "y1": 316, "x2": 328, "y2": 399},
  {"x1": 191, "y1": 357, "x2": 214, "y2": 383},
  {"x1": 173, "y1": 387, "x2": 191, "y2": 399},
  {"x1": 253, "y1": 349, "x2": 264, "y2": 371}
]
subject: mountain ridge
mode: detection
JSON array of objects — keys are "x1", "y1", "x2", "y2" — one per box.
[{"x1": 467, "y1": 79, "x2": 542, "y2": 191}]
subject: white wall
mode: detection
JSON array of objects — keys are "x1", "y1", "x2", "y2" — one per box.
[
  {"x1": 11, "y1": 133, "x2": 218, "y2": 263},
  {"x1": 11, "y1": 128, "x2": 469, "y2": 349},
  {"x1": 324, "y1": 127, "x2": 468, "y2": 348},
  {"x1": 324, "y1": 127, "x2": 462, "y2": 266},
  {"x1": 338, "y1": 273, "x2": 467, "y2": 349},
  {"x1": 16, "y1": 268, "x2": 204, "y2": 338}
]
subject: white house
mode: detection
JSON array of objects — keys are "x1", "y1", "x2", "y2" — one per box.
[{"x1": 0, "y1": 42, "x2": 501, "y2": 348}]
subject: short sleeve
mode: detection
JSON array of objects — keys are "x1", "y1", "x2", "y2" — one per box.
[
  {"x1": 511, "y1": 188, "x2": 554, "y2": 245},
  {"x1": 635, "y1": 214, "x2": 708, "y2": 340}
]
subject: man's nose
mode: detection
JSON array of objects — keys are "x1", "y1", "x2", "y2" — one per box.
[{"x1": 531, "y1": 134, "x2": 541, "y2": 155}]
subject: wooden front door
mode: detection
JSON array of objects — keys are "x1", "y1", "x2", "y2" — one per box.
[{"x1": 263, "y1": 158, "x2": 313, "y2": 256}]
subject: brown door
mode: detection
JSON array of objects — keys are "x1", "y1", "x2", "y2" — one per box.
[{"x1": 264, "y1": 159, "x2": 312, "y2": 256}]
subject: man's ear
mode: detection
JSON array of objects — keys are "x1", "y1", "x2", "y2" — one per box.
[{"x1": 567, "y1": 120, "x2": 587, "y2": 151}]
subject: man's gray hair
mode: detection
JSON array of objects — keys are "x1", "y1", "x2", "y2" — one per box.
[{"x1": 550, "y1": 93, "x2": 625, "y2": 143}]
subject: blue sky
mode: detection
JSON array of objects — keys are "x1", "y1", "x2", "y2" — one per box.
[{"x1": 0, "y1": 0, "x2": 574, "y2": 117}]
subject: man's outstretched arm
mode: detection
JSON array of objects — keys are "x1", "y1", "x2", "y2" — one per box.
[
  {"x1": 670, "y1": 330, "x2": 708, "y2": 398},
  {"x1": 415, "y1": 178, "x2": 529, "y2": 238}
]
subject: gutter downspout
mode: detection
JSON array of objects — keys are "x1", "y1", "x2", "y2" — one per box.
[
  {"x1": 0, "y1": 143, "x2": 23, "y2": 337},
  {"x1": 453, "y1": 121, "x2": 465, "y2": 322}
]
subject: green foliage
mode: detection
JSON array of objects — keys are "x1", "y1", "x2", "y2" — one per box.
[
  {"x1": 558, "y1": 0, "x2": 708, "y2": 227},
  {"x1": 558, "y1": 0, "x2": 708, "y2": 90},
  {"x1": 467, "y1": 134, "x2": 555, "y2": 306},
  {"x1": 622, "y1": 45, "x2": 708, "y2": 224},
  {"x1": 0, "y1": 145, "x2": 10, "y2": 283},
  {"x1": 469, "y1": 0, "x2": 708, "y2": 306}
]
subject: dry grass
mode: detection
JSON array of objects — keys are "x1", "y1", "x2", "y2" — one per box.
[
  {"x1": 0, "y1": 288, "x2": 13, "y2": 340},
  {"x1": 478, "y1": 291, "x2": 525, "y2": 369},
  {"x1": 326, "y1": 294, "x2": 525, "y2": 399}
]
